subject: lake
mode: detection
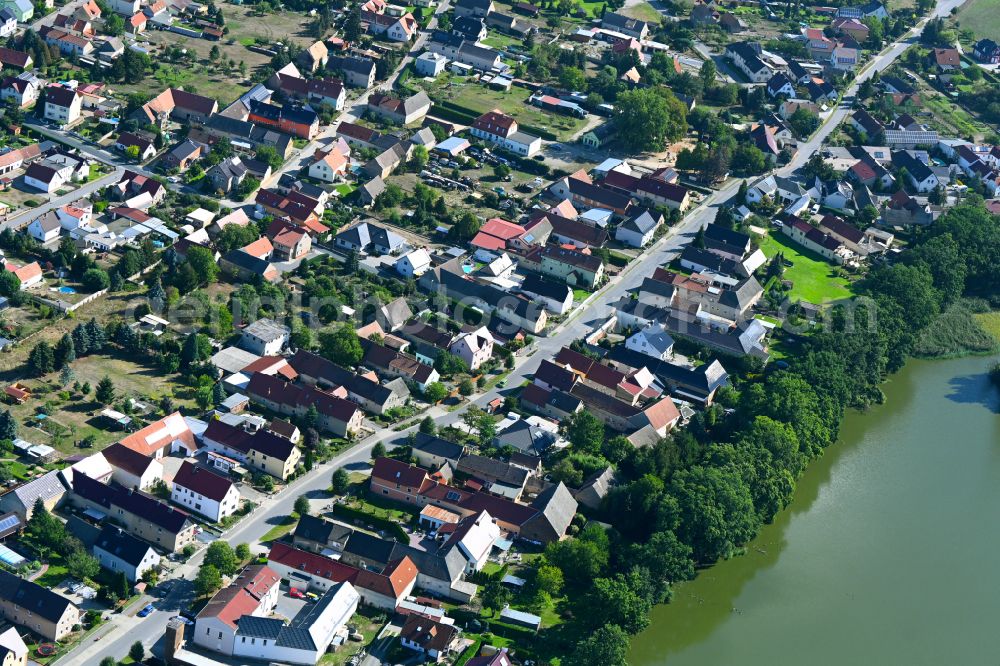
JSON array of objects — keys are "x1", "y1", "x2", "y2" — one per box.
[{"x1": 629, "y1": 355, "x2": 1000, "y2": 666}]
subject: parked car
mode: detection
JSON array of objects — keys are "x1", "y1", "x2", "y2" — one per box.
[
  {"x1": 289, "y1": 588, "x2": 306, "y2": 599},
  {"x1": 137, "y1": 604, "x2": 155, "y2": 618}
]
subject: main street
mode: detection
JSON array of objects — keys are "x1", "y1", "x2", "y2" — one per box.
[{"x1": 50, "y1": 0, "x2": 959, "y2": 658}]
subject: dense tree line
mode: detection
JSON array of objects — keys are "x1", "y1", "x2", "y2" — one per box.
[{"x1": 538, "y1": 201, "x2": 1000, "y2": 662}]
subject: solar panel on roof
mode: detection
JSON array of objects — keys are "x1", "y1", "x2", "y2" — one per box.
[{"x1": 0, "y1": 514, "x2": 19, "y2": 533}]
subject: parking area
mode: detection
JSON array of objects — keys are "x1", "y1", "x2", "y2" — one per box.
[{"x1": 273, "y1": 585, "x2": 310, "y2": 622}]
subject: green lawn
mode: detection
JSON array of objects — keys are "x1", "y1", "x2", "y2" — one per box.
[
  {"x1": 756, "y1": 232, "x2": 852, "y2": 304},
  {"x1": 421, "y1": 77, "x2": 588, "y2": 140},
  {"x1": 619, "y1": 1, "x2": 663, "y2": 24},
  {"x1": 955, "y1": 0, "x2": 1000, "y2": 40},
  {"x1": 974, "y1": 311, "x2": 1000, "y2": 342},
  {"x1": 481, "y1": 34, "x2": 523, "y2": 50},
  {"x1": 260, "y1": 513, "x2": 298, "y2": 543}
]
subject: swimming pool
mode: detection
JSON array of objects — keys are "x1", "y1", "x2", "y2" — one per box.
[
  {"x1": 462, "y1": 264, "x2": 473, "y2": 274},
  {"x1": 58, "y1": 286, "x2": 76, "y2": 294}
]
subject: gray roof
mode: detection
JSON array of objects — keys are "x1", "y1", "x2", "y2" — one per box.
[
  {"x1": 294, "y1": 513, "x2": 353, "y2": 545},
  {"x1": 411, "y1": 433, "x2": 465, "y2": 461},
  {"x1": 6, "y1": 470, "x2": 65, "y2": 511},
  {"x1": 377, "y1": 297, "x2": 412, "y2": 330},
  {"x1": 237, "y1": 615, "x2": 284, "y2": 640},
  {"x1": 243, "y1": 318, "x2": 289, "y2": 343},
  {"x1": 575, "y1": 467, "x2": 615, "y2": 509},
  {"x1": 457, "y1": 454, "x2": 529, "y2": 487},
  {"x1": 717, "y1": 275, "x2": 763, "y2": 310},
  {"x1": 493, "y1": 420, "x2": 556, "y2": 455},
  {"x1": 94, "y1": 526, "x2": 155, "y2": 568},
  {"x1": 0, "y1": 570, "x2": 75, "y2": 624},
  {"x1": 336, "y1": 221, "x2": 405, "y2": 251},
  {"x1": 359, "y1": 176, "x2": 386, "y2": 202},
  {"x1": 527, "y1": 482, "x2": 577, "y2": 537}
]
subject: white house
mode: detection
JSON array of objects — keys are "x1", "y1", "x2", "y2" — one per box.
[
  {"x1": 102, "y1": 442, "x2": 164, "y2": 490},
  {"x1": 469, "y1": 110, "x2": 541, "y2": 157},
  {"x1": 0, "y1": 8, "x2": 16, "y2": 38},
  {"x1": 23, "y1": 162, "x2": 67, "y2": 193},
  {"x1": 415, "y1": 51, "x2": 448, "y2": 77},
  {"x1": 56, "y1": 202, "x2": 92, "y2": 231},
  {"x1": 447, "y1": 511, "x2": 501, "y2": 573},
  {"x1": 108, "y1": 0, "x2": 139, "y2": 14},
  {"x1": 449, "y1": 326, "x2": 493, "y2": 371},
  {"x1": 93, "y1": 525, "x2": 160, "y2": 582},
  {"x1": 44, "y1": 86, "x2": 82, "y2": 126},
  {"x1": 27, "y1": 211, "x2": 61, "y2": 243},
  {"x1": 615, "y1": 209, "x2": 663, "y2": 248},
  {"x1": 231, "y1": 583, "x2": 360, "y2": 665},
  {"x1": 195, "y1": 565, "x2": 282, "y2": 657},
  {"x1": 171, "y1": 461, "x2": 241, "y2": 523},
  {"x1": 240, "y1": 318, "x2": 290, "y2": 356},
  {"x1": 625, "y1": 324, "x2": 675, "y2": 360},
  {"x1": 395, "y1": 247, "x2": 432, "y2": 278}
]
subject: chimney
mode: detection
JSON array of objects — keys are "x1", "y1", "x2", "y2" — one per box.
[{"x1": 164, "y1": 618, "x2": 186, "y2": 665}]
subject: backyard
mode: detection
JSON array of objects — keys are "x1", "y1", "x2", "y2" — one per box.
[
  {"x1": 419, "y1": 76, "x2": 589, "y2": 141},
  {"x1": 756, "y1": 232, "x2": 853, "y2": 304}
]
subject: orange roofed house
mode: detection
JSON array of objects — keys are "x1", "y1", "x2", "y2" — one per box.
[{"x1": 118, "y1": 411, "x2": 197, "y2": 459}]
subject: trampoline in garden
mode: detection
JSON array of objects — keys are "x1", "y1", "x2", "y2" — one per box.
[{"x1": 37, "y1": 643, "x2": 57, "y2": 656}]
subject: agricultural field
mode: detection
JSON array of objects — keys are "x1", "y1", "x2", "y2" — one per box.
[
  {"x1": 756, "y1": 232, "x2": 853, "y2": 305},
  {"x1": 954, "y1": 0, "x2": 1000, "y2": 41},
  {"x1": 618, "y1": 1, "x2": 663, "y2": 24}
]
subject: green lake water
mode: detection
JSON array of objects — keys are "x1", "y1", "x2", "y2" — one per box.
[{"x1": 629, "y1": 355, "x2": 1000, "y2": 666}]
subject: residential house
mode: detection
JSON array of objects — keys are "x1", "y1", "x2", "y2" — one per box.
[
  {"x1": 399, "y1": 615, "x2": 459, "y2": 662},
  {"x1": 93, "y1": 526, "x2": 160, "y2": 582},
  {"x1": 830, "y1": 45, "x2": 858, "y2": 70},
  {"x1": 0, "y1": 626, "x2": 27, "y2": 666},
  {"x1": 973, "y1": 38, "x2": 1000, "y2": 64},
  {"x1": 469, "y1": 110, "x2": 541, "y2": 157},
  {"x1": 395, "y1": 247, "x2": 432, "y2": 278},
  {"x1": 0, "y1": 72, "x2": 41, "y2": 108},
  {"x1": 452, "y1": 15, "x2": 487, "y2": 41},
  {"x1": 932, "y1": 47, "x2": 961, "y2": 71},
  {"x1": 449, "y1": 326, "x2": 493, "y2": 371},
  {"x1": 163, "y1": 139, "x2": 202, "y2": 171},
  {"x1": 415, "y1": 51, "x2": 448, "y2": 77},
  {"x1": 194, "y1": 565, "x2": 282, "y2": 657},
  {"x1": 360, "y1": 340, "x2": 441, "y2": 392},
  {"x1": 0, "y1": 5, "x2": 17, "y2": 31},
  {"x1": 602, "y1": 11, "x2": 648, "y2": 39},
  {"x1": 308, "y1": 148, "x2": 348, "y2": 183},
  {"x1": 539, "y1": 246, "x2": 604, "y2": 288},
  {"x1": 3, "y1": 262, "x2": 42, "y2": 289},
  {"x1": 725, "y1": 42, "x2": 773, "y2": 82},
  {"x1": 43, "y1": 85, "x2": 81, "y2": 126},
  {"x1": 27, "y1": 212, "x2": 61, "y2": 243},
  {"x1": 766, "y1": 73, "x2": 796, "y2": 98},
  {"x1": 101, "y1": 442, "x2": 163, "y2": 490},
  {"x1": 171, "y1": 461, "x2": 241, "y2": 523},
  {"x1": 453, "y1": 0, "x2": 493, "y2": 18},
  {"x1": 363, "y1": 10, "x2": 418, "y2": 41},
  {"x1": 0, "y1": 47, "x2": 30, "y2": 69},
  {"x1": 363, "y1": 142, "x2": 409, "y2": 179},
  {"x1": 334, "y1": 221, "x2": 405, "y2": 255},
  {"x1": 410, "y1": 433, "x2": 464, "y2": 469},
  {"x1": 850, "y1": 108, "x2": 884, "y2": 138},
  {"x1": 328, "y1": 55, "x2": 377, "y2": 88},
  {"x1": 366, "y1": 91, "x2": 432, "y2": 125},
  {"x1": 780, "y1": 215, "x2": 849, "y2": 263},
  {"x1": 268, "y1": 542, "x2": 420, "y2": 610},
  {"x1": 70, "y1": 474, "x2": 198, "y2": 552},
  {"x1": 293, "y1": 514, "x2": 354, "y2": 554},
  {"x1": 0, "y1": 570, "x2": 79, "y2": 641},
  {"x1": 625, "y1": 323, "x2": 675, "y2": 360},
  {"x1": 0, "y1": 470, "x2": 65, "y2": 521},
  {"x1": 298, "y1": 40, "x2": 329, "y2": 72},
  {"x1": 248, "y1": 100, "x2": 319, "y2": 140},
  {"x1": 114, "y1": 412, "x2": 195, "y2": 462},
  {"x1": 246, "y1": 373, "x2": 363, "y2": 439},
  {"x1": 270, "y1": 224, "x2": 311, "y2": 261},
  {"x1": 288, "y1": 349, "x2": 410, "y2": 416},
  {"x1": 375, "y1": 297, "x2": 413, "y2": 332},
  {"x1": 241, "y1": 318, "x2": 290, "y2": 356},
  {"x1": 517, "y1": 273, "x2": 573, "y2": 315},
  {"x1": 133, "y1": 87, "x2": 218, "y2": 126},
  {"x1": 115, "y1": 131, "x2": 156, "y2": 160},
  {"x1": 892, "y1": 150, "x2": 938, "y2": 192}
]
